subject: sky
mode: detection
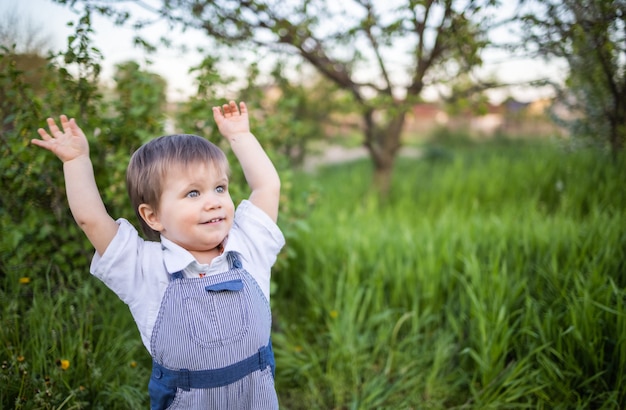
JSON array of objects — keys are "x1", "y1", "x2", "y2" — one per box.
[
  {"x1": 1, "y1": 0, "x2": 567, "y2": 103},
  {"x1": 2, "y1": 0, "x2": 206, "y2": 101}
]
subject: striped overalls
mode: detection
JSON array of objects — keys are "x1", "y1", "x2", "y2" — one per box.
[{"x1": 148, "y1": 252, "x2": 277, "y2": 409}]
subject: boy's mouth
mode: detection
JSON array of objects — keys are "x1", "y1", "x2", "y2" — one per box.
[{"x1": 202, "y1": 217, "x2": 224, "y2": 224}]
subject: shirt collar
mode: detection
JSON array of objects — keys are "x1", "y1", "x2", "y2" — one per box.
[
  {"x1": 160, "y1": 234, "x2": 247, "y2": 274},
  {"x1": 160, "y1": 235, "x2": 196, "y2": 274}
]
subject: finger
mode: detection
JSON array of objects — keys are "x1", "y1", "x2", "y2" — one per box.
[
  {"x1": 222, "y1": 103, "x2": 231, "y2": 115},
  {"x1": 239, "y1": 101, "x2": 247, "y2": 114},
  {"x1": 68, "y1": 118, "x2": 85, "y2": 137},
  {"x1": 212, "y1": 106, "x2": 223, "y2": 119},
  {"x1": 229, "y1": 100, "x2": 238, "y2": 113},
  {"x1": 60, "y1": 115, "x2": 71, "y2": 134},
  {"x1": 31, "y1": 138, "x2": 53, "y2": 150},
  {"x1": 37, "y1": 127, "x2": 52, "y2": 141},
  {"x1": 46, "y1": 117, "x2": 61, "y2": 136}
]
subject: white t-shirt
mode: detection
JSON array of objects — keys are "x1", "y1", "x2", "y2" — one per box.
[{"x1": 90, "y1": 200, "x2": 285, "y2": 353}]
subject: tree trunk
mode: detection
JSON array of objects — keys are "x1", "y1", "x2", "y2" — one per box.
[
  {"x1": 363, "y1": 109, "x2": 406, "y2": 198},
  {"x1": 372, "y1": 160, "x2": 395, "y2": 199},
  {"x1": 609, "y1": 100, "x2": 625, "y2": 160}
]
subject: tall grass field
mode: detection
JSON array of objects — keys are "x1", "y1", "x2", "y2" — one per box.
[{"x1": 2, "y1": 138, "x2": 625, "y2": 409}]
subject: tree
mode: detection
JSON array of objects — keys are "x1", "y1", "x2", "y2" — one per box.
[
  {"x1": 0, "y1": 7, "x2": 51, "y2": 54},
  {"x1": 518, "y1": 0, "x2": 626, "y2": 156},
  {"x1": 177, "y1": 57, "x2": 342, "y2": 169},
  {"x1": 247, "y1": 60, "x2": 347, "y2": 169},
  {"x1": 109, "y1": 60, "x2": 167, "y2": 145},
  {"x1": 0, "y1": 8, "x2": 52, "y2": 131},
  {"x1": 59, "y1": 0, "x2": 501, "y2": 196}
]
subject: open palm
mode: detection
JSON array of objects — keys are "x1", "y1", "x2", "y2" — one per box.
[
  {"x1": 212, "y1": 101, "x2": 250, "y2": 139},
  {"x1": 32, "y1": 115, "x2": 89, "y2": 163}
]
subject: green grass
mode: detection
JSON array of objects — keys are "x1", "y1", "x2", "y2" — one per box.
[
  {"x1": 2, "y1": 138, "x2": 624, "y2": 408},
  {"x1": 1, "y1": 262, "x2": 149, "y2": 408},
  {"x1": 272, "y1": 139, "x2": 626, "y2": 409}
]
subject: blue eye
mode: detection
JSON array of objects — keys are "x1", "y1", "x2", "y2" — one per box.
[
  {"x1": 187, "y1": 190, "x2": 200, "y2": 198},
  {"x1": 216, "y1": 185, "x2": 227, "y2": 194}
]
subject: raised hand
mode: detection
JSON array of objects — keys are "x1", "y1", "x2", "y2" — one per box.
[
  {"x1": 211, "y1": 100, "x2": 280, "y2": 222},
  {"x1": 32, "y1": 115, "x2": 89, "y2": 163},
  {"x1": 212, "y1": 101, "x2": 251, "y2": 141}
]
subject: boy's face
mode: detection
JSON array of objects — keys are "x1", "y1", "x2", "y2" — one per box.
[{"x1": 147, "y1": 161, "x2": 235, "y2": 260}]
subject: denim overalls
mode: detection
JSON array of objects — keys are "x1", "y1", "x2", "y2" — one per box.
[{"x1": 148, "y1": 252, "x2": 277, "y2": 409}]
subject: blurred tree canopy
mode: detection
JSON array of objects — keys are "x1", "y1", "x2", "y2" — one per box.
[
  {"x1": 518, "y1": 0, "x2": 626, "y2": 156},
  {"x1": 54, "y1": 0, "x2": 503, "y2": 196}
]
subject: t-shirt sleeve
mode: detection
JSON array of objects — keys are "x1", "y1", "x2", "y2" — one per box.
[
  {"x1": 89, "y1": 218, "x2": 165, "y2": 348},
  {"x1": 230, "y1": 200, "x2": 285, "y2": 299},
  {"x1": 234, "y1": 200, "x2": 285, "y2": 266},
  {"x1": 91, "y1": 219, "x2": 147, "y2": 299}
]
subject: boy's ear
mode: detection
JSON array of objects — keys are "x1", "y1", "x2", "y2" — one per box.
[{"x1": 138, "y1": 204, "x2": 163, "y2": 232}]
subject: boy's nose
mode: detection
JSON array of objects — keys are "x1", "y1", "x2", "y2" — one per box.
[{"x1": 203, "y1": 193, "x2": 221, "y2": 210}]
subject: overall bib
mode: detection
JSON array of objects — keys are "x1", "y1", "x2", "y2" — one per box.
[{"x1": 148, "y1": 252, "x2": 277, "y2": 410}]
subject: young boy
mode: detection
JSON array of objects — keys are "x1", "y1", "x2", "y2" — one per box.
[{"x1": 32, "y1": 101, "x2": 284, "y2": 409}]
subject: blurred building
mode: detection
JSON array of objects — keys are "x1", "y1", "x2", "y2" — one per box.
[{"x1": 404, "y1": 98, "x2": 568, "y2": 140}]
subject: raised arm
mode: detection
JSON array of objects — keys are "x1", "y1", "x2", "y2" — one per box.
[
  {"x1": 212, "y1": 101, "x2": 280, "y2": 222},
  {"x1": 31, "y1": 115, "x2": 118, "y2": 256}
]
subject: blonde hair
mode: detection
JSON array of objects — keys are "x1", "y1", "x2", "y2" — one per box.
[{"x1": 126, "y1": 134, "x2": 229, "y2": 240}]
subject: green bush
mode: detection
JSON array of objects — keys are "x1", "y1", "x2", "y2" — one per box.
[{"x1": 1, "y1": 14, "x2": 161, "y2": 407}]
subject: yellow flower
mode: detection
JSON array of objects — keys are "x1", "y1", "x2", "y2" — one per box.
[
  {"x1": 19, "y1": 277, "x2": 30, "y2": 284},
  {"x1": 130, "y1": 361, "x2": 137, "y2": 368},
  {"x1": 57, "y1": 359, "x2": 70, "y2": 370},
  {"x1": 17, "y1": 356, "x2": 25, "y2": 362},
  {"x1": 329, "y1": 310, "x2": 339, "y2": 319}
]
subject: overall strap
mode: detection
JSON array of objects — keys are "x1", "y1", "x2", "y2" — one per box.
[
  {"x1": 169, "y1": 271, "x2": 184, "y2": 281},
  {"x1": 226, "y1": 251, "x2": 243, "y2": 270},
  {"x1": 150, "y1": 340, "x2": 274, "y2": 391}
]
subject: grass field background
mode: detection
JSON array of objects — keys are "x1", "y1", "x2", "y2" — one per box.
[{"x1": 1, "y1": 137, "x2": 625, "y2": 409}]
